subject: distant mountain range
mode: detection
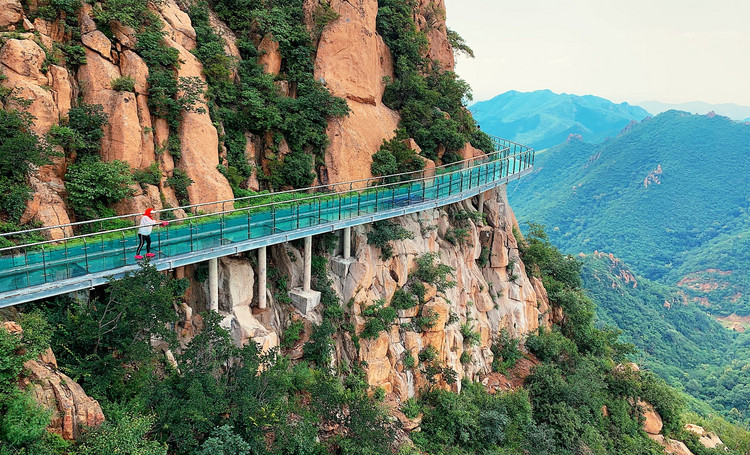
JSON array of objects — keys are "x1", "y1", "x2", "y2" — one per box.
[
  {"x1": 470, "y1": 89, "x2": 650, "y2": 150},
  {"x1": 637, "y1": 100, "x2": 750, "y2": 121},
  {"x1": 508, "y1": 111, "x2": 750, "y2": 316}
]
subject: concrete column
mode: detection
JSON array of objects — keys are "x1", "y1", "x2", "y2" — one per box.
[
  {"x1": 343, "y1": 226, "x2": 351, "y2": 259},
  {"x1": 477, "y1": 191, "x2": 485, "y2": 214},
  {"x1": 208, "y1": 258, "x2": 218, "y2": 312},
  {"x1": 258, "y1": 246, "x2": 267, "y2": 309},
  {"x1": 303, "y1": 235, "x2": 312, "y2": 292}
]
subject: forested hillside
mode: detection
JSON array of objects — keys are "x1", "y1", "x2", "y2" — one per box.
[
  {"x1": 582, "y1": 253, "x2": 750, "y2": 424},
  {"x1": 470, "y1": 89, "x2": 650, "y2": 150},
  {"x1": 509, "y1": 111, "x2": 750, "y2": 314}
]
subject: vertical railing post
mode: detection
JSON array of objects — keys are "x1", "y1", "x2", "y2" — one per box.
[
  {"x1": 220, "y1": 213, "x2": 225, "y2": 244},
  {"x1": 83, "y1": 239, "x2": 89, "y2": 273},
  {"x1": 272, "y1": 205, "x2": 277, "y2": 234},
  {"x1": 41, "y1": 245, "x2": 48, "y2": 283},
  {"x1": 338, "y1": 194, "x2": 342, "y2": 220},
  {"x1": 189, "y1": 220, "x2": 194, "y2": 252},
  {"x1": 357, "y1": 192, "x2": 361, "y2": 216},
  {"x1": 247, "y1": 209, "x2": 252, "y2": 240}
]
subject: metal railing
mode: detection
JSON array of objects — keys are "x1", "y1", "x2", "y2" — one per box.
[{"x1": 0, "y1": 138, "x2": 534, "y2": 295}]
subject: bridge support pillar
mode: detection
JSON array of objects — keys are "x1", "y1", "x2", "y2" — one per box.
[
  {"x1": 258, "y1": 246, "x2": 267, "y2": 309},
  {"x1": 289, "y1": 235, "x2": 321, "y2": 315},
  {"x1": 343, "y1": 226, "x2": 351, "y2": 259},
  {"x1": 477, "y1": 191, "x2": 485, "y2": 215},
  {"x1": 208, "y1": 258, "x2": 218, "y2": 312},
  {"x1": 303, "y1": 235, "x2": 312, "y2": 292}
]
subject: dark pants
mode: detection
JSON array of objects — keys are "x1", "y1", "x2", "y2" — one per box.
[{"x1": 137, "y1": 234, "x2": 152, "y2": 255}]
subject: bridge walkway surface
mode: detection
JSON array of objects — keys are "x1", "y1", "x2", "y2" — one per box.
[{"x1": 0, "y1": 138, "x2": 534, "y2": 307}]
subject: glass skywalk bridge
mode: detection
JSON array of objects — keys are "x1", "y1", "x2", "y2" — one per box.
[{"x1": 0, "y1": 138, "x2": 534, "y2": 307}]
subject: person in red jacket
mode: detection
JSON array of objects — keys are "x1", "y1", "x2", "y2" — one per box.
[{"x1": 135, "y1": 208, "x2": 168, "y2": 259}]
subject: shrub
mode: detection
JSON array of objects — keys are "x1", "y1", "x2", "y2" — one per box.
[
  {"x1": 166, "y1": 169, "x2": 194, "y2": 206},
  {"x1": 75, "y1": 414, "x2": 167, "y2": 455},
  {"x1": 460, "y1": 323, "x2": 481, "y2": 346},
  {"x1": 133, "y1": 162, "x2": 162, "y2": 187},
  {"x1": 0, "y1": 109, "x2": 51, "y2": 222},
  {"x1": 371, "y1": 134, "x2": 424, "y2": 183},
  {"x1": 65, "y1": 158, "x2": 135, "y2": 220},
  {"x1": 361, "y1": 300, "x2": 398, "y2": 340},
  {"x1": 267, "y1": 151, "x2": 316, "y2": 190},
  {"x1": 367, "y1": 220, "x2": 414, "y2": 260},
  {"x1": 401, "y1": 398, "x2": 422, "y2": 419},
  {"x1": 281, "y1": 320, "x2": 305, "y2": 349},
  {"x1": 111, "y1": 75, "x2": 136, "y2": 92},
  {"x1": 491, "y1": 329, "x2": 523, "y2": 373},
  {"x1": 391, "y1": 287, "x2": 418, "y2": 310},
  {"x1": 411, "y1": 253, "x2": 455, "y2": 292},
  {"x1": 65, "y1": 103, "x2": 109, "y2": 158},
  {"x1": 403, "y1": 350, "x2": 416, "y2": 369}
]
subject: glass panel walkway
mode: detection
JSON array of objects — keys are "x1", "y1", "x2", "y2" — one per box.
[{"x1": 0, "y1": 138, "x2": 534, "y2": 306}]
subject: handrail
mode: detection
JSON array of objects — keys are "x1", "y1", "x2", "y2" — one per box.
[
  {"x1": 1, "y1": 136, "x2": 531, "y2": 241},
  {"x1": 0, "y1": 146, "x2": 532, "y2": 254}
]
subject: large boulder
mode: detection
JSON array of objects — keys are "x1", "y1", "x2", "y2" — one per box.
[{"x1": 0, "y1": 0, "x2": 23, "y2": 27}]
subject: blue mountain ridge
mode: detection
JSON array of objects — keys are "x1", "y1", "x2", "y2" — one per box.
[{"x1": 470, "y1": 89, "x2": 650, "y2": 150}]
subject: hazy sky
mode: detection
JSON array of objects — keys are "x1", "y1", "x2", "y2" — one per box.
[{"x1": 444, "y1": 0, "x2": 750, "y2": 105}]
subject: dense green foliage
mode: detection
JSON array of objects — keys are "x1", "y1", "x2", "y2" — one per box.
[
  {"x1": 12, "y1": 265, "x2": 394, "y2": 454},
  {"x1": 366, "y1": 220, "x2": 414, "y2": 259},
  {"x1": 0, "y1": 108, "x2": 51, "y2": 225},
  {"x1": 371, "y1": 131, "x2": 425, "y2": 182},
  {"x1": 471, "y1": 89, "x2": 650, "y2": 150},
  {"x1": 406, "y1": 225, "x2": 726, "y2": 454},
  {"x1": 582, "y1": 253, "x2": 750, "y2": 425},
  {"x1": 376, "y1": 0, "x2": 493, "y2": 162},
  {"x1": 188, "y1": 0, "x2": 348, "y2": 191},
  {"x1": 66, "y1": 158, "x2": 135, "y2": 220},
  {"x1": 510, "y1": 111, "x2": 750, "y2": 316}
]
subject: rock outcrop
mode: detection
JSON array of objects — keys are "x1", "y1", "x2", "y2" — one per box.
[
  {"x1": 192, "y1": 186, "x2": 550, "y2": 404},
  {"x1": 314, "y1": 0, "x2": 400, "y2": 187},
  {"x1": 1, "y1": 0, "x2": 234, "y2": 233},
  {"x1": 1, "y1": 321, "x2": 104, "y2": 441}
]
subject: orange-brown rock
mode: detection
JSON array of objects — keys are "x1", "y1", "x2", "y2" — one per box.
[
  {"x1": 0, "y1": 0, "x2": 23, "y2": 27},
  {"x1": 1, "y1": 38, "x2": 48, "y2": 84},
  {"x1": 119, "y1": 50, "x2": 149, "y2": 95},
  {"x1": 648, "y1": 434, "x2": 695, "y2": 455},
  {"x1": 258, "y1": 34, "x2": 281, "y2": 75},
  {"x1": 160, "y1": 0, "x2": 197, "y2": 50},
  {"x1": 168, "y1": 38, "x2": 233, "y2": 209},
  {"x1": 315, "y1": 0, "x2": 400, "y2": 187},
  {"x1": 48, "y1": 64, "x2": 73, "y2": 117},
  {"x1": 684, "y1": 424, "x2": 725, "y2": 449},
  {"x1": 640, "y1": 400, "x2": 664, "y2": 435},
  {"x1": 81, "y1": 30, "x2": 112, "y2": 59},
  {"x1": 20, "y1": 175, "x2": 73, "y2": 239},
  {"x1": 415, "y1": 0, "x2": 454, "y2": 71},
  {"x1": 23, "y1": 356, "x2": 104, "y2": 440}
]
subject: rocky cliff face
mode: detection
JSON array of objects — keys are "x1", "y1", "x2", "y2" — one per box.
[
  {"x1": 2, "y1": 0, "x2": 458, "y2": 229},
  {"x1": 181, "y1": 186, "x2": 552, "y2": 403}
]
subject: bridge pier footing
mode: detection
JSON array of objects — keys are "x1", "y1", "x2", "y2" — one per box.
[
  {"x1": 258, "y1": 246, "x2": 267, "y2": 309},
  {"x1": 208, "y1": 258, "x2": 218, "y2": 312}
]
